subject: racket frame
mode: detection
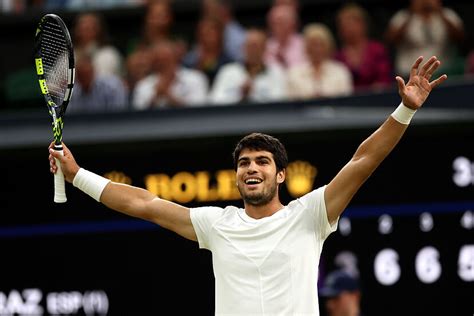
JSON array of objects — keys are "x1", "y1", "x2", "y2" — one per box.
[{"x1": 34, "y1": 14, "x2": 75, "y2": 203}]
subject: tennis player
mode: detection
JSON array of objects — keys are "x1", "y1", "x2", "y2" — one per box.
[{"x1": 49, "y1": 56, "x2": 446, "y2": 315}]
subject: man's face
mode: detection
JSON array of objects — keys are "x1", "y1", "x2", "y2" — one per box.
[
  {"x1": 146, "y1": 2, "x2": 172, "y2": 31},
  {"x1": 325, "y1": 291, "x2": 359, "y2": 316},
  {"x1": 152, "y1": 44, "x2": 177, "y2": 73},
  {"x1": 337, "y1": 11, "x2": 366, "y2": 42},
  {"x1": 244, "y1": 31, "x2": 266, "y2": 65},
  {"x1": 236, "y1": 149, "x2": 285, "y2": 206},
  {"x1": 268, "y1": 6, "x2": 296, "y2": 40}
]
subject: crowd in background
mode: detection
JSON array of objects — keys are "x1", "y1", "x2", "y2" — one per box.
[{"x1": 1, "y1": 0, "x2": 472, "y2": 113}]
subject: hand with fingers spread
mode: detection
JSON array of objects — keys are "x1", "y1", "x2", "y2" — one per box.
[
  {"x1": 48, "y1": 142, "x2": 80, "y2": 183},
  {"x1": 395, "y1": 56, "x2": 447, "y2": 110}
]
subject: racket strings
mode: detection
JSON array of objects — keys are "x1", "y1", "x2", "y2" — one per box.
[{"x1": 40, "y1": 20, "x2": 69, "y2": 107}]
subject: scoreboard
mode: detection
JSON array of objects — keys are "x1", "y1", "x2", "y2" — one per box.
[{"x1": 0, "y1": 120, "x2": 473, "y2": 315}]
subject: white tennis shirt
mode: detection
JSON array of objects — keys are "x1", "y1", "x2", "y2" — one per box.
[{"x1": 190, "y1": 186, "x2": 338, "y2": 315}]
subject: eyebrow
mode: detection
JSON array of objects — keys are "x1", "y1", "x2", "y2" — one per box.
[{"x1": 238, "y1": 155, "x2": 272, "y2": 163}]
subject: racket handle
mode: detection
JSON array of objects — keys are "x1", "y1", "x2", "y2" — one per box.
[{"x1": 54, "y1": 149, "x2": 67, "y2": 203}]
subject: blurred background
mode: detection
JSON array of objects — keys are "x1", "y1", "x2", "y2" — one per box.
[{"x1": 0, "y1": 0, "x2": 473, "y2": 315}]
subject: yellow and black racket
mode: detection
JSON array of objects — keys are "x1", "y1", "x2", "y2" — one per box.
[{"x1": 34, "y1": 14, "x2": 75, "y2": 203}]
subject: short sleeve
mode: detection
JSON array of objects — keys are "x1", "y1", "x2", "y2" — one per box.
[
  {"x1": 442, "y1": 8, "x2": 463, "y2": 28},
  {"x1": 389, "y1": 10, "x2": 409, "y2": 29},
  {"x1": 296, "y1": 185, "x2": 338, "y2": 240},
  {"x1": 190, "y1": 206, "x2": 223, "y2": 250}
]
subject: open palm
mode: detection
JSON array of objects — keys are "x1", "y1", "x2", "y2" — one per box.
[{"x1": 396, "y1": 56, "x2": 448, "y2": 110}]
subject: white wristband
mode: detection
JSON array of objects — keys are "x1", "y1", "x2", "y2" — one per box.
[
  {"x1": 391, "y1": 102, "x2": 417, "y2": 125},
  {"x1": 73, "y1": 168, "x2": 110, "y2": 202}
]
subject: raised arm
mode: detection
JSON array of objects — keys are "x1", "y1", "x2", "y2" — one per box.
[
  {"x1": 324, "y1": 56, "x2": 447, "y2": 224},
  {"x1": 49, "y1": 144, "x2": 197, "y2": 241}
]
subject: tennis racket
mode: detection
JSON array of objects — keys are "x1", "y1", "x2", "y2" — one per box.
[{"x1": 34, "y1": 14, "x2": 75, "y2": 203}]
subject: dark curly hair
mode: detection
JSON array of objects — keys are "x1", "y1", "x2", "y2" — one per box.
[{"x1": 233, "y1": 133, "x2": 288, "y2": 172}]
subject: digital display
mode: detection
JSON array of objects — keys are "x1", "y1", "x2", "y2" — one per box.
[
  {"x1": 1, "y1": 123, "x2": 472, "y2": 315},
  {"x1": 320, "y1": 203, "x2": 473, "y2": 316}
]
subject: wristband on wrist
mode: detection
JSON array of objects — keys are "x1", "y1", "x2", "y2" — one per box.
[
  {"x1": 73, "y1": 168, "x2": 110, "y2": 202},
  {"x1": 391, "y1": 102, "x2": 417, "y2": 125}
]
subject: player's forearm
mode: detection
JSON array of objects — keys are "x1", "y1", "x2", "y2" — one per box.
[
  {"x1": 72, "y1": 168, "x2": 156, "y2": 221},
  {"x1": 352, "y1": 115, "x2": 408, "y2": 171},
  {"x1": 100, "y1": 182, "x2": 157, "y2": 220}
]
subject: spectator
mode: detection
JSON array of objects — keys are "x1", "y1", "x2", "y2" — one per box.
[
  {"x1": 73, "y1": 12, "x2": 124, "y2": 77},
  {"x1": 0, "y1": 0, "x2": 26, "y2": 14},
  {"x1": 132, "y1": 0, "x2": 174, "y2": 53},
  {"x1": 385, "y1": 0, "x2": 465, "y2": 77},
  {"x1": 287, "y1": 23, "x2": 353, "y2": 100},
  {"x1": 182, "y1": 17, "x2": 233, "y2": 86},
  {"x1": 124, "y1": 48, "x2": 153, "y2": 104},
  {"x1": 320, "y1": 270, "x2": 364, "y2": 316},
  {"x1": 67, "y1": 52, "x2": 128, "y2": 114},
  {"x1": 46, "y1": 0, "x2": 144, "y2": 10},
  {"x1": 273, "y1": 0, "x2": 299, "y2": 11},
  {"x1": 265, "y1": 4, "x2": 307, "y2": 69},
  {"x1": 202, "y1": 0, "x2": 246, "y2": 62},
  {"x1": 132, "y1": 41, "x2": 209, "y2": 109},
  {"x1": 209, "y1": 29, "x2": 288, "y2": 105},
  {"x1": 335, "y1": 3, "x2": 393, "y2": 92}
]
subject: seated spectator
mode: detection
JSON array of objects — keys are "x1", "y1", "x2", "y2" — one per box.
[
  {"x1": 273, "y1": 0, "x2": 299, "y2": 13},
  {"x1": 67, "y1": 52, "x2": 128, "y2": 114},
  {"x1": 202, "y1": 0, "x2": 246, "y2": 62},
  {"x1": 385, "y1": 0, "x2": 465, "y2": 77},
  {"x1": 182, "y1": 17, "x2": 233, "y2": 86},
  {"x1": 131, "y1": 0, "x2": 174, "y2": 53},
  {"x1": 0, "y1": 0, "x2": 26, "y2": 14},
  {"x1": 265, "y1": 4, "x2": 307, "y2": 69},
  {"x1": 287, "y1": 23, "x2": 353, "y2": 100},
  {"x1": 319, "y1": 270, "x2": 363, "y2": 316},
  {"x1": 124, "y1": 48, "x2": 153, "y2": 104},
  {"x1": 335, "y1": 3, "x2": 393, "y2": 91},
  {"x1": 132, "y1": 41, "x2": 209, "y2": 109},
  {"x1": 209, "y1": 29, "x2": 288, "y2": 105},
  {"x1": 73, "y1": 12, "x2": 124, "y2": 77}
]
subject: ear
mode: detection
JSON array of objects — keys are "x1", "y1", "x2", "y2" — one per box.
[{"x1": 277, "y1": 168, "x2": 286, "y2": 184}]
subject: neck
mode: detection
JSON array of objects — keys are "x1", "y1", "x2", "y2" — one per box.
[
  {"x1": 276, "y1": 33, "x2": 292, "y2": 46},
  {"x1": 244, "y1": 197, "x2": 284, "y2": 219},
  {"x1": 245, "y1": 62, "x2": 264, "y2": 76},
  {"x1": 311, "y1": 59, "x2": 323, "y2": 69},
  {"x1": 201, "y1": 44, "x2": 220, "y2": 55},
  {"x1": 147, "y1": 29, "x2": 167, "y2": 42},
  {"x1": 346, "y1": 36, "x2": 367, "y2": 48}
]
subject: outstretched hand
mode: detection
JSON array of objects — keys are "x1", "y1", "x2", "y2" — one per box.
[{"x1": 396, "y1": 56, "x2": 447, "y2": 110}]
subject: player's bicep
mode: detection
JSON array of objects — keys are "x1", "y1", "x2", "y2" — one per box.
[
  {"x1": 146, "y1": 198, "x2": 197, "y2": 241},
  {"x1": 325, "y1": 157, "x2": 372, "y2": 223}
]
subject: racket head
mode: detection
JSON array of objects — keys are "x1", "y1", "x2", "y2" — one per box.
[{"x1": 34, "y1": 13, "x2": 75, "y2": 144}]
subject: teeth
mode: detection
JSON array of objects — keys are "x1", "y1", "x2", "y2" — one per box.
[{"x1": 245, "y1": 178, "x2": 262, "y2": 184}]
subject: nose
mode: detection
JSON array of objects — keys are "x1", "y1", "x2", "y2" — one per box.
[{"x1": 247, "y1": 161, "x2": 258, "y2": 173}]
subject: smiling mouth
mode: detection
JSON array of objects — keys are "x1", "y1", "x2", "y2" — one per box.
[{"x1": 245, "y1": 178, "x2": 263, "y2": 185}]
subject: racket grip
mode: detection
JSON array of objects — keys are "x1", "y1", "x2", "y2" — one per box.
[{"x1": 54, "y1": 149, "x2": 67, "y2": 203}]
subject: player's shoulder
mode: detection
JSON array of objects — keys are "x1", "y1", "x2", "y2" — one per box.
[
  {"x1": 191, "y1": 205, "x2": 240, "y2": 216},
  {"x1": 190, "y1": 205, "x2": 242, "y2": 228},
  {"x1": 287, "y1": 185, "x2": 326, "y2": 209}
]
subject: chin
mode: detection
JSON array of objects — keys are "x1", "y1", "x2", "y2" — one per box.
[{"x1": 243, "y1": 193, "x2": 272, "y2": 206}]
